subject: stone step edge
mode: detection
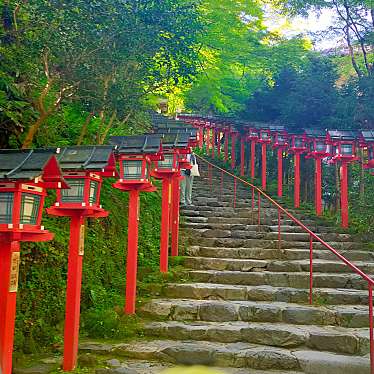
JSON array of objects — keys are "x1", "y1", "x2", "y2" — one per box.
[{"x1": 78, "y1": 339, "x2": 370, "y2": 372}]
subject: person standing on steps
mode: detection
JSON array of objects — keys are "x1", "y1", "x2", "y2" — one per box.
[{"x1": 180, "y1": 152, "x2": 199, "y2": 207}]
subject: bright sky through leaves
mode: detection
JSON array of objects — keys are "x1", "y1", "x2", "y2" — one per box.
[{"x1": 265, "y1": 7, "x2": 341, "y2": 50}]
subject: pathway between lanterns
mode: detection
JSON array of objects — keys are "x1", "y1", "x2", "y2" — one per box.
[{"x1": 20, "y1": 160, "x2": 374, "y2": 374}]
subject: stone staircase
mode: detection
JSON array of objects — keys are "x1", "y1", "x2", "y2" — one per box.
[{"x1": 81, "y1": 163, "x2": 374, "y2": 374}]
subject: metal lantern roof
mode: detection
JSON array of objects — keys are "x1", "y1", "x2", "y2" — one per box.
[
  {"x1": 361, "y1": 130, "x2": 374, "y2": 142},
  {"x1": 160, "y1": 133, "x2": 190, "y2": 149},
  {"x1": 110, "y1": 135, "x2": 163, "y2": 155},
  {"x1": 327, "y1": 130, "x2": 358, "y2": 141},
  {"x1": 304, "y1": 129, "x2": 327, "y2": 138},
  {"x1": 0, "y1": 148, "x2": 66, "y2": 186},
  {"x1": 56, "y1": 146, "x2": 117, "y2": 174}
]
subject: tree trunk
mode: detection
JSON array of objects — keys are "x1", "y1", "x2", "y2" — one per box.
[
  {"x1": 21, "y1": 112, "x2": 50, "y2": 149},
  {"x1": 77, "y1": 112, "x2": 94, "y2": 145},
  {"x1": 98, "y1": 110, "x2": 117, "y2": 145}
]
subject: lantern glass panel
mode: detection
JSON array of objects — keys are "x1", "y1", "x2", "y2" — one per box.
[
  {"x1": 250, "y1": 131, "x2": 257, "y2": 138},
  {"x1": 341, "y1": 143, "x2": 353, "y2": 155},
  {"x1": 20, "y1": 193, "x2": 41, "y2": 225},
  {"x1": 89, "y1": 181, "x2": 99, "y2": 204},
  {"x1": 61, "y1": 179, "x2": 85, "y2": 203},
  {"x1": 0, "y1": 192, "x2": 13, "y2": 224},
  {"x1": 278, "y1": 135, "x2": 285, "y2": 145},
  {"x1": 294, "y1": 138, "x2": 303, "y2": 148},
  {"x1": 159, "y1": 154, "x2": 174, "y2": 169},
  {"x1": 369, "y1": 147, "x2": 374, "y2": 160},
  {"x1": 261, "y1": 132, "x2": 269, "y2": 140},
  {"x1": 123, "y1": 160, "x2": 143, "y2": 180},
  {"x1": 316, "y1": 141, "x2": 326, "y2": 152}
]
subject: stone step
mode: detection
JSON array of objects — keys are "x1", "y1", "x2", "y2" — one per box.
[
  {"x1": 186, "y1": 237, "x2": 364, "y2": 251},
  {"x1": 12, "y1": 358, "x2": 304, "y2": 374},
  {"x1": 182, "y1": 222, "x2": 334, "y2": 235},
  {"x1": 188, "y1": 229, "x2": 353, "y2": 243},
  {"x1": 184, "y1": 216, "x2": 325, "y2": 229},
  {"x1": 164, "y1": 283, "x2": 369, "y2": 306},
  {"x1": 141, "y1": 299, "x2": 369, "y2": 328},
  {"x1": 186, "y1": 246, "x2": 374, "y2": 262},
  {"x1": 144, "y1": 321, "x2": 369, "y2": 355},
  {"x1": 189, "y1": 270, "x2": 370, "y2": 290},
  {"x1": 184, "y1": 257, "x2": 374, "y2": 274},
  {"x1": 79, "y1": 339, "x2": 371, "y2": 373}
]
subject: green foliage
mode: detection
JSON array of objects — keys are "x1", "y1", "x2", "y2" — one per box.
[
  {"x1": 0, "y1": 0, "x2": 203, "y2": 146},
  {"x1": 241, "y1": 55, "x2": 340, "y2": 128},
  {"x1": 183, "y1": 0, "x2": 311, "y2": 114},
  {"x1": 15, "y1": 178, "x2": 164, "y2": 352}
]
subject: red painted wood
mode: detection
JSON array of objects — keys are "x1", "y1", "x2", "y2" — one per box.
[
  {"x1": 125, "y1": 189, "x2": 140, "y2": 314},
  {"x1": 240, "y1": 137, "x2": 245, "y2": 176},
  {"x1": 250, "y1": 140, "x2": 256, "y2": 180},
  {"x1": 160, "y1": 178, "x2": 171, "y2": 273},
  {"x1": 277, "y1": 148, "x2": 283, "y2": 198},
  {"x1": 0, "y1": 241, "x2": 20, "y2": 374},
  {"x1": 340, "y1": 162, "x2": 349, "y2": 228},
  {"x1": 231, "y1": 134, "x2": 236, "y2": 170},
  {"x1": 63, "y1": 215, "x2": 85, "y2": 371},
  {"x1": 171, "y1": 177, "x2": 181, "y2": 257},
  {"x1": 315, "y1": 158, "x2": 323, "y2": 216},
  {"x1": 294, "y1": 153, "x2": 301, "y2": 208},
  {"x1": 261, "y1": 143, "x2": 267, "y2": 191},
  {"x1": 224, "y1": 133, "x2": 229, "y2": 163}
]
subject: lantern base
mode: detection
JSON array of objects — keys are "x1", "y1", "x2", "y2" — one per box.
[
  {"x1": 0, "y1": 228, "x2": 54, "y2": 242},
  {"x1": 151, "y1": 171, "x2": 180, "y2": 180},
  {"x1": 47, "y1": 206, "x2": 109, "y2": 219},
  {"x1": 112, "y1": 181, "x2": 156, "y2": 193}
]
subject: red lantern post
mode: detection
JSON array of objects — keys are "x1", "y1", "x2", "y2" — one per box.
[
  {"x1": 111, "y1": 135, "x2": 162, "y2": 315},
  {"x1": 305, "y1": 129, "x2": 330, "y2": 216},
  {"x1": 47, "y1": 146, "x2": 117, "y2": 371},
  {"x1": 152, "y1": 133, "x2": 190, "y2": 273},
  {"x1": 248, "y1": 127, "x2": 259, "y2": 180},
  {"x1": 224, "y1": 129, "x2": 229, "y2": 163},
  {"x1": 271, "y1": 129, "x2": 288, "y2": 198},
  {"x1": 327, "y1": 130, "x2": 359, "y2": 228},
  {"x1": 231, "y1": 129, "x2": 238, "y2": 170},
  {"x1": 216, "y1": 128, "x2": 221, "y2": 158},
  {"x1": 288, "y1": 134, "x2": 308, "y2": 208},
  {"x1": 240, "y1": 135, "x2": 245, "y2": 176},
  {"x1": 258, "y1": 128, "x2": 272, "y2": 191},
  {"x1": 0, "y1": 149, "x2": 67, "y2": 374},
  {"x1": 211, "y1": 126, "x2": 216, "y2": 159}
]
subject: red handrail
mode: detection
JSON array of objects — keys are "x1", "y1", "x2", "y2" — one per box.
[{"x1": 196, "y1": 154, "x2": 374, "y2": 373}]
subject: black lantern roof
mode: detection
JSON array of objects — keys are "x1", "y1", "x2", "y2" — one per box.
[
  {"x1": 361, "y1": 130, "x2": 374, "y2": 142},
  {"x1": 0, "y1": 148, "x2": 64, "y2": 182},
  {"x1": 110, "y1": 135, "x2": 162, "y2": 155},
  {"x1": 327, "y1": 130, "x2": 358, "y2": 141},
  {"x1": 269, "y1": 125, "x2": 285, "y2": 132},
  {"x1": 161, "y1": 133, "x2": 190, "y2": 149},
  {"x1": 304, "y1": 129, "x2": 327, "y2": 138},
  {"x1": 56, "y1": 146, "x2": 116, "y2": 171}
]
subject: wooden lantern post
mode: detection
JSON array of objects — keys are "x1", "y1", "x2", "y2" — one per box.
[
  {"x1": 304, "y1": 129, "x2": 330, "y2": 216},
  {"x1": 257, "y1": 128, "x2": 272, "y2": 191},
  {"x1": 47, "y1": 146, "x2": 117, "y2": 371},
  {"x1": 247, "y1": 127, "x2": 259, "y2": 180},
  {"x1": 327, "y1": 130, "x2": 359, "y2": 228},
  {"x1": 111, "y1": 135, "x2": 162, "y2": 315},
  {"x1": 271, "y1": 128, "x2": 288, "y2": 198},
  {"x1": 0, "y1": 149, "x2": 67, "y2": 374},
  {"x1": 288, "y1": 134, "x2": 308, "y2": 208}
]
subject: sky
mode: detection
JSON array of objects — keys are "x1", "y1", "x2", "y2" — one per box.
[{"x1": 264, "y1": 8, "x2": 342, "y2": 50}]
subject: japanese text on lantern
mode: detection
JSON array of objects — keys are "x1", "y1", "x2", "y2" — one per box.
[
  {"x1": 79, "y1": 225, "x2": 85, "y2": 256},
  {"x1": 9, "y1": 252, "x2": 20, "y2": 292}
]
